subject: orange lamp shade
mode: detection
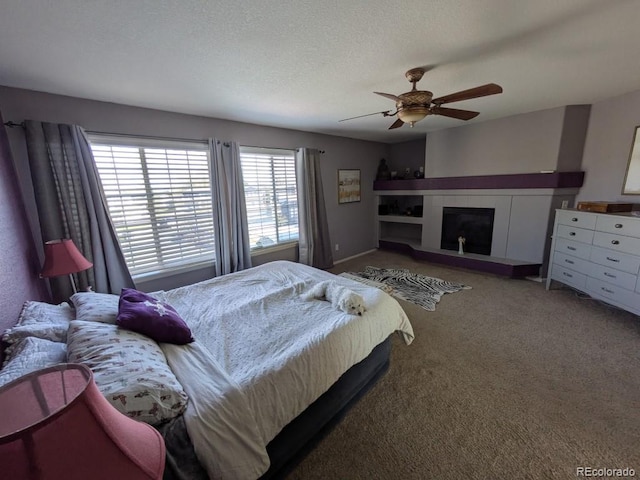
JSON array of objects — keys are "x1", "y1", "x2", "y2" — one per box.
[
  {"x1": 0, "y1": 364, "x2": 165, "y2": 480},
  {"x1": 40, "y1": 239, "x2": 93, "y2": 278}
]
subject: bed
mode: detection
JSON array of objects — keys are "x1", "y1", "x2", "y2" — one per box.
[{"x1": 0, "y1": 260, "x2": 414, "y2": 479}]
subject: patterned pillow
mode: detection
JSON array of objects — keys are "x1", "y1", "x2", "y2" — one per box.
[
  {"x1": 0, "y1": 337, "x2": 67, "y2": 388},
  {"x1": 71, "y1": 292, "x2": 119, "y2": 324},
  {"x1": 18, "y1": 300, "x2": 75, "y2": 327},
  {"x1": 66, "y1": 320, "x2": 188, "y2": 425},
  {"x1": 117, "y1": 288, "x2": 194, "y2": 345},
  {"x1": 2, "y1": 301, "x2": 75, "y2": 353}
]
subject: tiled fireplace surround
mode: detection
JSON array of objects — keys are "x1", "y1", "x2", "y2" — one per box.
[{"x1": 374, "y1": 172, "x2": 584, "y2": 277}]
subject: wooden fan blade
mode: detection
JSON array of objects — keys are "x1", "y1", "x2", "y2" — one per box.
[
  {"x1": 389, "y1": 118, "x2": 404, "y2": 129},
  {"x1": 431, "y1": 83, "x2": 503, "y2": 105},
  {"x1": 339, "y1": 110, "x2": 392, "y2": 122},
  {"x1": 374, "y1": 91, "x2": 403, "y2": 102},
  {"x1": 432, "y1": 107, "x2": 480, "y2": 121}
]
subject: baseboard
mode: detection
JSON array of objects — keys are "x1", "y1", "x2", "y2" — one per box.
[{"x1": 333, "y1": 249, "x2": 377, "y2": 265}]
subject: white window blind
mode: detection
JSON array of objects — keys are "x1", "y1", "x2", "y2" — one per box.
[
  {"x1": 240, "y1": 147, "x2": 298, "y2": 249},
  {"x1": 89, "y1": 134, "x2": 214, "y2": 277}
]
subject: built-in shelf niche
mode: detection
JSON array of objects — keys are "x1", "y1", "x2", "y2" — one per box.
[
  {"x1": 378, "y1": 195, "x2": 423, "y2": 217},
  {"x1": 378, "y1": 220, "x2": 422, "y2": 246}
]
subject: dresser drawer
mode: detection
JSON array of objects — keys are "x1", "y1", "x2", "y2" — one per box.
[
  {"x1": 553, "y1": 238, "x2": 591, "y2": 260},
  {"x1": 592, "y1": 231, "x2": 640, "y2": 256},
  {"x1": 587, "y1": 262, "x2": 637, "y2": 291},
  {"x1": 553, "y1": 252, "x2": 592, "y2": 276},
  {"x1": 590, "y1": 245, "x2": 640, "y2": 275},
  {"x1": 556, "y1": 225, "x2": 594, "y2": 244},
  {"x1": 586, "y1": 277, "x2": 639, "y2": 310},
  {"x1": 596, "y1": 215, "x2": 640, "y2": 237},
  {"x1": 555, "y1": 210, "x2": 597, "y2": 229},
  {"x1": 551, "y1": 265, "x2": 587, "y2": 290}
]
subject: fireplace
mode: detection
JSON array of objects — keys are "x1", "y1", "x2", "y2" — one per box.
[{"x1": 441, "y1": 207, "x2": 495, "y2": 255}]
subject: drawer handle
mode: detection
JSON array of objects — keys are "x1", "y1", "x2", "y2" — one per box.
[
  {"x1": 615, "y1": 223, "x2": 623, "y2": 228},
  {"x1": 611, "y1": 240, "x2": 620, "y2": 245},
  {"x1": 569, "y1": 232, "x2": 576, "y2": 236},
  {"x1": 564, "y1": 259, "x2": 574, "y2": 265},
  {"x1": 605, "y1": 256, "x2": 620, "y2": 263},
  {"x1": 571, "y1": 218, "x2": 578, "y2": 222},
  {"x1": 567, "y1": 246, "x2": 577, "y2": 251},
  {"x1": 562, "y1": 272, "x2": 573, "y2": 278},
  {"x1": 601, "y1": 287, "x2": 614, "y2": 294},
  {"x1": 603, "y1": 272, "x2": 616, "y2": 278}
]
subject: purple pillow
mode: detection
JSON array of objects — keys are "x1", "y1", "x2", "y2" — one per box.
[{"x1": 116, "y1": 288, "x2": 194, "y2": 345}]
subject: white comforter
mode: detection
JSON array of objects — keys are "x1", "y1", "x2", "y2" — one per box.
[{"x1": 161, "y1": 260, "x2": 414, "y2": 480}]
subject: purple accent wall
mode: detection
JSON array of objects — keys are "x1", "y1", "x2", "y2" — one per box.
[
  {"x1": 373, "y1": 171, "x2": 584, "y2": 191},
  {"x1": 0, "y1": 113, "x2": 49, "y2": 333}
]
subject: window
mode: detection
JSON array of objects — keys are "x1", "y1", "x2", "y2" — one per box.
[
  {"x1": 240, "y1": 147, "x2": 298, "y2": 250},
  {"x1": 89, "y1": 134, "x2": 214, "y2": 278}
]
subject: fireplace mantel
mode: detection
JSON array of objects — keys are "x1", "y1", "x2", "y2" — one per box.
[
  {"x1": 374, "y1": 171, "x2": 584, "y2": 191},
  {"x1": 374, "y1": 172, "x2": 584, "y2": 277}
]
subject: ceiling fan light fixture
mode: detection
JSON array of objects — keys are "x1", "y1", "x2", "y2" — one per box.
[{"x1": 398, "y1": 107, "x2": 430, "y2": 126}]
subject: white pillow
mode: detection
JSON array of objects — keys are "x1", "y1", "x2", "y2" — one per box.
[
  {"x1": 70, "y1": 291, "x2": 166, "y2": 324},
  {"x1": 18, "y1": 300, "x2": 75, "y2": 327},
  {"x1": 0, "y1": 337, "x2": 67, "y2": 388},
  {"x1": 70, "y1": 292, "x2": 119, "y2": 324},
  {"x1": 66, "y1": 320, "x2": 188, "y2": 425},
  {"x1": 2, "y1": 301, "x2": 75, "y2": 353}
]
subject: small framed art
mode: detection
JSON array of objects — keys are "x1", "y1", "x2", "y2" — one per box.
[
  {"x1": 338, "y1": 169, "x2": 361, "y2": 204},
  {"x1": 622, "y1": 125, "x2": 640, "y2": 194}
]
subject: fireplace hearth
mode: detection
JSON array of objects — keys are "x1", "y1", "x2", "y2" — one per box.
[{"x1": 441, "y1": 207, "x2": 495, "y2": 255}]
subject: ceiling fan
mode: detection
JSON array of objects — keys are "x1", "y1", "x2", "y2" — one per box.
[{"x1": 340, "y1": 68, "x2": 503, "y2": 129}]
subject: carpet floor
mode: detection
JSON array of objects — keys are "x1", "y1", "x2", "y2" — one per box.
[{"x1": 284, "y1": 250, "x2": 640, "y2": 479}]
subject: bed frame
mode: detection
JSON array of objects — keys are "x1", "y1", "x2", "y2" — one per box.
[{"x1": 261, "y1": 337, "x2": 391, "y2": 478}]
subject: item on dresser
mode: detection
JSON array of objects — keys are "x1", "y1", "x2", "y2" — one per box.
[
  {"x1": 546, "y1": 209, "x2": 640, "y2": 316},
  {"x1": 576, "y1": 201, "x2": 634, "y2": 213}
]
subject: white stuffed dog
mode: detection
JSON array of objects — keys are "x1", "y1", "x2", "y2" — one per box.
[{"x1": 304, "y1": 281, "x2": 366, "y2": 316}]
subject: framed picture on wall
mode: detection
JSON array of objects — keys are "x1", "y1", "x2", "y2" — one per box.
[
  {"x1": 338, "y1": 169, "x2": 361, "y2": 204},
  {"x1": 622, "y1": 125, "x2": 640, "y2": 194}
]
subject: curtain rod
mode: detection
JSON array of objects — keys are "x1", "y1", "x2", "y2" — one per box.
[
  {"x1": 85, "y1": 130, "x2": 210, "y2": 145},
  {"x1": 242, "y1": 144, "x2": 325, "y2": 154},
  {"x1": 3, "y1": 121, "x2": 25, "y2": 128},
  {"x1": 4, "y1": 122, "x2": 324, "y2": 152}
]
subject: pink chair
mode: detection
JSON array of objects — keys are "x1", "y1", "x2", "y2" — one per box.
[{"x1": 0, "y1": 363, "x2": 166, "y2": 479}]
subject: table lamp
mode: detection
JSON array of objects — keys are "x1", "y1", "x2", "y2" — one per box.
[
  {"x1": 0, "y1": 363, "x2": 165, "y2": 480},
  {"x1": 40, "y1": 239, "x2": 93, "y2": 293}
]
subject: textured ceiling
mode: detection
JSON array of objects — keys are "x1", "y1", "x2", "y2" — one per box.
[{"x1": 0, "y1": 0, "x2": 639, "y2": 143}]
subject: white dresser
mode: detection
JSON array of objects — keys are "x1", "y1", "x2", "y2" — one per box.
[{"x1": 546, "y1": 208, "x2": 640, "y2": 316}]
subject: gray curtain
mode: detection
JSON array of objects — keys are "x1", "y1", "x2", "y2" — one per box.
[
  {"x1": 25, "y1": 121, "x2": 134, "y2": 300},
  {"x1": 209, "y1": 139, "x2": 252, "y2": 276},
  {"x1": 295, "y1": 148, "x2": 333, "y2": 269}
]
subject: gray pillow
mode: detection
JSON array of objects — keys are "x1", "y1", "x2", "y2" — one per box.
[
  {"x1": 0, "y1": 337, "x2": 67, "y2": 388},
  {"x1": 3, "y1": 301, "x2": 74, "y2": 357}
]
